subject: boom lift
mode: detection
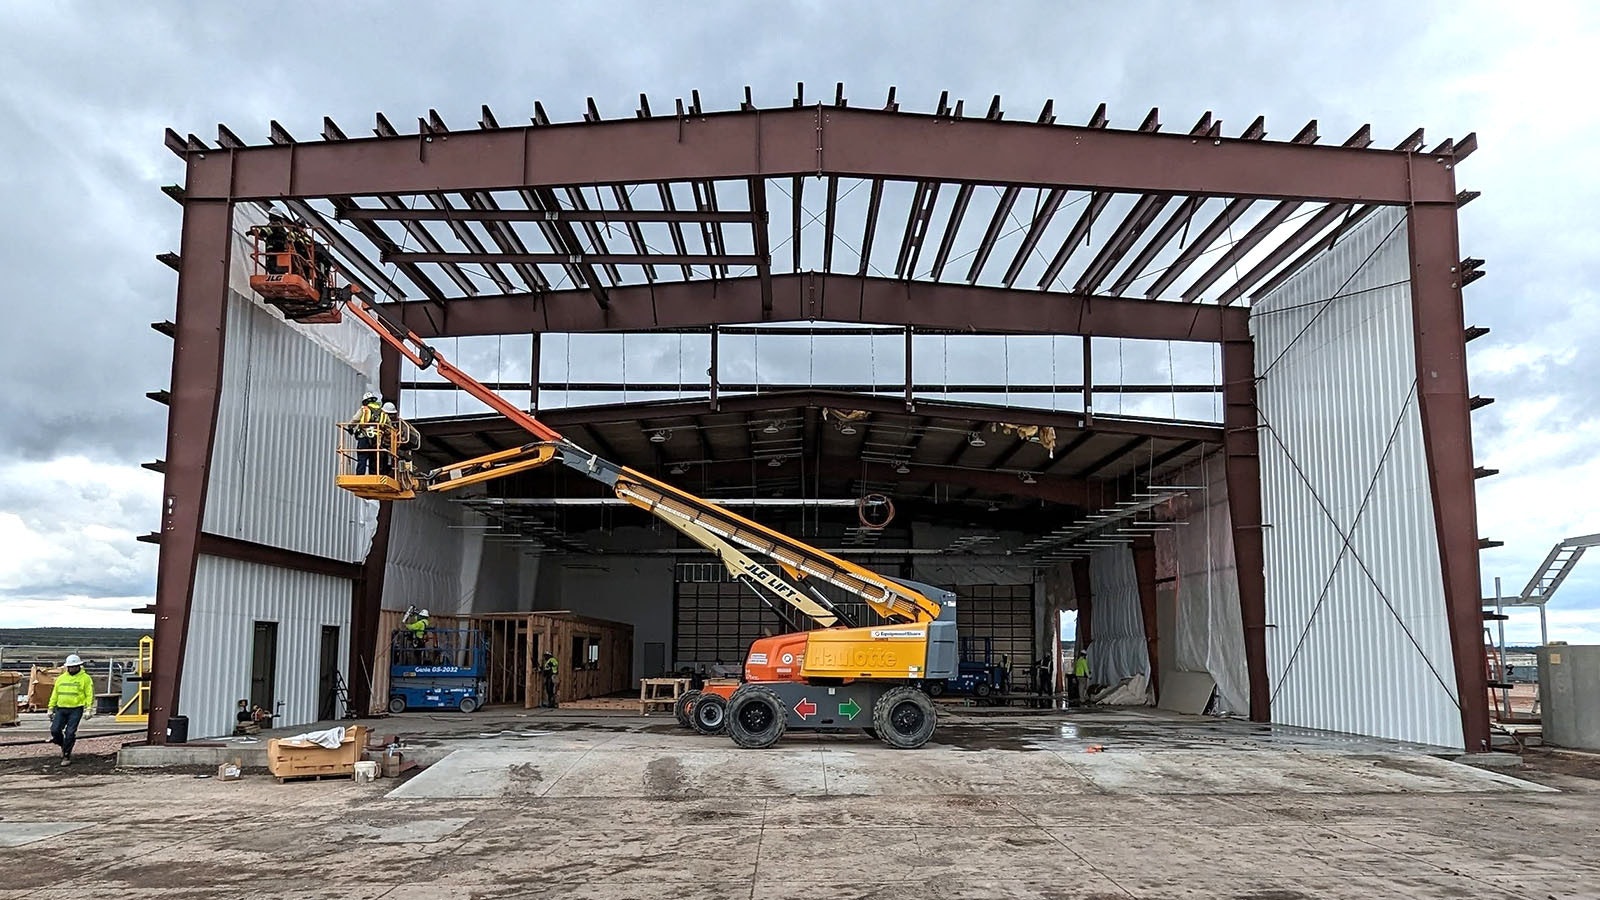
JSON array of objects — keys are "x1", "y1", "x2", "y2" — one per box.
[{"x1": 250, "y1": 230, "x2": 957, "y2": 749}]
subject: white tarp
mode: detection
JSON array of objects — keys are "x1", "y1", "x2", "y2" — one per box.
[{"x1": 1163, "y1": 453, "x2": 1250, "y2": 715}]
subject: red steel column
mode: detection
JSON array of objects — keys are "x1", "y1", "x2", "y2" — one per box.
[
  {"x1": 148, "y1": 198, "x2": 232, "y2": 743},
  {"x1": 1221, "y1": 330, "x2": 1271, "y2": 723},
  {"x1": 1132, "y1": 536, "x2": 1160, "y2": 698},
  {"x1": 348, "y1": 345, "x2": 400, "y2": 715},
  {"x1": 1407, "y1": 195, "x2": 1491, "y2": 752}
]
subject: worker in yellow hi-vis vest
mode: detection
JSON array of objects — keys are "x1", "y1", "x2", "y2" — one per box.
[
  {"x1": 1069, "y1": 649, "x2": 1091, "y2": 706},
  {"x1": 48, "y1": 655, "x2": 96, "y2": 766}
]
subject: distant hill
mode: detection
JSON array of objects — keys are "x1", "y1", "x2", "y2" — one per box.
[{"x1": 0, "y1": 628, "x2": 149, "y2": 649}]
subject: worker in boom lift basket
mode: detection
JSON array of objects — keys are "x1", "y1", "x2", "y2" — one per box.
[{"x1": 349, "y1": 392, "x2": 387, "y2": 475}]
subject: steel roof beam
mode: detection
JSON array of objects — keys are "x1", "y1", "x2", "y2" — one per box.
[
  {"x1": 929, "y1": 183, "x2": 974, "y2": 280},
  {"x1": 749, "y1": 177, "x2": 774, "y2": 315},
  {"x1": 187, "y1": 106, "x2": 1457, "y2": 206},
  {"x1": 385, "y1": 251, "x2": 760, "y2": 267},
  {"x1": 857, "y1": 178, "x2": 885, "y2": 276},
  {"x1": 562, "y1": 185, "x2": 624, "y2": 283},
  {"x1": 1077, "y1": 436, "x2": 1149, "y2": 477},
  {"x1": 384, "y1": 272, "x2": 1248, "y2": 343},
  {"x1": 1003, "y1": 188, "x2": 1066, "y2": 288},
  {"x1": 655, "y1": 182, "x2": 694, "y2": 280},
  {"x1": 967, "y1": 185, "x2": 1020, "y2": 283},
  {"x1": 822, "y1": 175, "x2": 840, "y2": 273},
  {"x1": 609, "y1": 184, "x2": 658, "y2": 282}
]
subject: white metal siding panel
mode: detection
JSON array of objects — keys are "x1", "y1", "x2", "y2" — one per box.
[
  {"x1": 204, "y1": 290, "x2": 371, "y2": 562},
  {"x1": 1088, "y1": 545, "x2": 1148, "y2": 683},
  {"x1": 179, "y1": 554, "x2": 352, "y2": 740},
  {"x1": 1252, "y1": 206, "x2": 1462, "y2": 748}
]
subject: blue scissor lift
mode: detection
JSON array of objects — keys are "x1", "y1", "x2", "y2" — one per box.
[{"x1": 388, "y1": 627, "x2": 487, "y2": 714}]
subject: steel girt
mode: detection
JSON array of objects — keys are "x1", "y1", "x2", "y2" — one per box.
[
  {"x1": 186, "y1": 107, "x2": 1455, "y2": 205},
  {"x1": 1221, "y1": 337, "x2": 1270, "y2": 723},
  {"x1": 149, "y1": 197, "x2": 232, "y2": 745},
  {"x1": 383, "y1": 273, "x2": 1248, "y2": 342},
  {"x1": 1407, "y1": 199, "x2": 1491, "y2": 752},
  {"x1": 349, "y1": 346, "x2": 400, "y2": 717},
  {"x1": 414, "y1": 390, "x2": 1225, "y2": 443}
]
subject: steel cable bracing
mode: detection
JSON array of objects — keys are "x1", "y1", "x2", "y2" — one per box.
[
  {"x1": 1259, "y1": 381, "x2": 1461, "y2": 709},
  {"x1": 1256, "y1": 213, "x2": 1407, "y2": 382}
]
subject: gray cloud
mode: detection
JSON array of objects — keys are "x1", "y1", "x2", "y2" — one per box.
[{"x1": 1, "y1": 1, "x2": 1596, "y2": 622}]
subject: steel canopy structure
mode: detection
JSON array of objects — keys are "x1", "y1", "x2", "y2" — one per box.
[{"x1": 151, "y1": 86, "x2": 1486, "y2": 749}]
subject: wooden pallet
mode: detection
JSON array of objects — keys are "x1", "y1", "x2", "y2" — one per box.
[{"x1": 639, "y1": 678, "x2": 690, "y2": 715}]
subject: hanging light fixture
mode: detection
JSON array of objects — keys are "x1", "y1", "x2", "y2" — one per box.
[
  {"x1": 649, "y1": 429, "x2": 670, "y2": 443},
  {"x1": 895, "y1": 462, "x2": 910, "y2": 474},
  {"x1": 968, "y1": 431, "x2": 986, "y2": 447},
  {"x1": 768, "y1": 456, "x2": 784, "y2": 468},
  {"x1": 1019, "y1": 472, "x2": 1037, "y2": 484},
  {"x1": 840, "y1": 423, "x2": 857, "y2": 435},
  {"x1": 763, "y1": 421, "x2": 781, "y2": 434},
  {"x1": 669, "y1": 463, "x2": 688, "y2": 475}
]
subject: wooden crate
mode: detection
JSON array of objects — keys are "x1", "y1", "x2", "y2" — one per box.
[
  {"x1": 0, "y1": 686, "x2": 16, "y2": 726},
  {"x1": 639, "y1": 678, "x2": 690, "y2": 715},
  {"x1": 268, "y1": 726, "x2": 368, "y2": 782}
]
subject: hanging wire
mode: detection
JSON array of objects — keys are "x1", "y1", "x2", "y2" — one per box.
[
  {"x1": 1003, "y1": 335, "x2": 1010, "y2": 405},
  {"x1": 1050, "y1": 335, "x2": 1058, "y2": 411},
  {"x1": 1117, "y1": 338, "x2": 1125, "y2": 415},
  {"x1": 942, "y1": 335, "x2": 949, "y2": 401},
  {"x1": 621, "y1": 333, "x2": 628, "y2": 403},
  {"x1": 564, "y1": 333, "x2": 572, "y2": 408},
  {"x1": 677, "y1": 334, "x2": 684, "y2": 400}
]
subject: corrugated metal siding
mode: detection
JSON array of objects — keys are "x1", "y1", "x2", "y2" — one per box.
[
  {"x1": 204, "y1": 290, "x2": 371, "y2": 562},
  {"x1": 1088, "y1": 545, "x2": 1148, "y2": 683},
  {"x1": 1251, "y1": 206, "x2": 1462, "y2": 748},
  {"x1": 180, "y1": 555, "x2": 352, "y2": 740}
]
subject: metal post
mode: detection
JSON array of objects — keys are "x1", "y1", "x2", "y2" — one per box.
[
  {"x1": 1406, "y1": 195, "x2": 1491, "y2": 752},
  {"x1": 149, "y1": 197, "x2": 233, "y2": 745},
  {"x1": 529, "y1": 332, "x2": 541, "y2": 412},
  {"x1": 1539, "y1": 603, "x2": 1548, "y2": 647},
  {"x1": 904, "y1": 325, "x2": 915, "y2": 411},
  {"x1": 1495, "y1": 576, "x2": 1509, "y2": 720},
  {"x1": 1082, "y1": 336, "x2": 1093, "y2": 425},
  {"x1": 1221, "y1": 332, "x2": 1271, "y2": 723}
]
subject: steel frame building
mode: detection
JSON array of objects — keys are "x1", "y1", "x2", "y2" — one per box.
[{"x1": 148, "y1": 89, "x2": 1487, "y2": 748}]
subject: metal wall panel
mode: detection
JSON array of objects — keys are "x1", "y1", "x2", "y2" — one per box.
[
  {"x1": 1252, "y1": 206, "x2": 1462, "y2": 748},
  {"x1": 204, "y1": 290, "x2": 372, "y2": 562},
  {"x1": 382, "y1": 491, "x2": 468, "y2": 614},
  {"x1": 1088, "y1": 545, "x2": 1148, "y2": 683},
  {"x1": 179, "y1": 554, "x2": 352, "y2": 741}
]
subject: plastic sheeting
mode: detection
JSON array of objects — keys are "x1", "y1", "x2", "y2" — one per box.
[
  {"x1": 1087, "y1": 546, "x2": 1148, "y2": 684},
  {"x1": 1160, "y1": 453, "x2": 1251, "y2": 715},
  {"x1": 382, "y1": 492, "x2": 468, "y2": 614}
]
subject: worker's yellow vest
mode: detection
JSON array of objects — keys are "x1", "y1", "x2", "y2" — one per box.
[{"x1": 48, "y1": 671, "x2": 96, "y2": 708}]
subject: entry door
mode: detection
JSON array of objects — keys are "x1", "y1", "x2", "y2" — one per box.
[
  {"x1": 317, "y1": 626, "x2": 341, "y2": 719},
  {"x1": 250, "y1": 622, "x2": 279, "y2": 714},
  {"x1": 643, "y1": 642, "x2": 666, "y2": 679}
]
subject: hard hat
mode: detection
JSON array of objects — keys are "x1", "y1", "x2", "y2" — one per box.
[
  {"x1": 381, "y1": 401, "x2": 398, "y2": 415},
  {"x1": 64, "y1": 654, "x2": 82, "y2": 667},
  {"x1": 362, "y1": 391, "x2": 379, "y2": 403},
  {"x1": 419, "y1": 608, "x2": 429, "y2": 617}
]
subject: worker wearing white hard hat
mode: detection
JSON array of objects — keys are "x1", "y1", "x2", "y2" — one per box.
[
  {"x1": 350, "y1": 391, "x2": 387, "y2": 476},
  {"x1": 48, "y1": 654, "x2": 95, "y2": 766}
]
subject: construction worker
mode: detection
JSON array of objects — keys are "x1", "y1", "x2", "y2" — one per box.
[
  {"x1": 1068, "y1": 649, "x2": 1091, "y2": 705},
  {"x1": 47, "y1": 655, "x2": 95, "y2": 766},
  {"x1": 260, "y1": 214, "x2": 290, "y2": 274},
  {"x1": 541, "y1": 652, "x2": 559, "y2": 708},
  {"x1": 379, "y1": 401, "x2": 402, "y2": 476},
  {"x1": 406, "y1": 608, "x2": 430, "y2": 648},
  {"x1": 350, "y1": 392, "x2": 387, "y2": 475}
]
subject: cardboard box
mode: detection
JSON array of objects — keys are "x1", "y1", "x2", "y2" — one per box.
[
  {"x1": 0, "y1": 671, "x2": 21, "y2": 687},
  {"x1": 267, "y1": 726, "x2": 368, "y2": 781},
  {"x1": 217, "y1": 757, "x2": 243, "y2": 781},
  {"x1": 27, "y1": 666, "x2": 61, "y2": 709}
]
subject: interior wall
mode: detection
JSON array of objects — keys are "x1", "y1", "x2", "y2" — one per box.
[
  {"x1": 383, "y1": 491, "x2": 467, "y2": 614},
  {"x1": 1252, "y1": 205, "x2": 1463, "y2": 749},
  {"x1": 1157, "y1": 452, "x2": 1251, "y2": 714},
  {"x1": 1087, "y1": 545, "x2": 1148, "y2": 684},
  {"x1": 534, "y1": 550, "x2": 673, "y2": 685}
]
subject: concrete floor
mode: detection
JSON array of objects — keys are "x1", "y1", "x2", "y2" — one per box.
[{"x1": 4, "y1": 708, "x2": 1599, "y2": 899}]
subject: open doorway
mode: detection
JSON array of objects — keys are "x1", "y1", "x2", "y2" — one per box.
[
  {"x1": 250, "y1": 621, "x2": 278, "y2": 715},
  {"x1": 317, "y1": 625, "x2": 340, "y2": 720}
]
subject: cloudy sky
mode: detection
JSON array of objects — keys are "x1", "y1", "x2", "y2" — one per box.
[{"x1": 1, "y1": 1, "x2": 1595, "y2": 642}]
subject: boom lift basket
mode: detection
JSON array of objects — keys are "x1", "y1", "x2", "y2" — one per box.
[
  {"x1": 334, "y1": 417, "x2": 421, "y2": 500},
  {"x1": 245, "y1": 221, "x2": 352, "y2": 324}
]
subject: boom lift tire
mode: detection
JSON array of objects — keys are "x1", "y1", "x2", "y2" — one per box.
[
  {"x1": 873, "y1": 686, "x2": 938, "y2": 749},
  {"x1": 725, "y1": 686, "x2": 787, "y2": 749},
  {"x1": 388, "y1": 697, "x2": 406, "y2": 714},
  {"x1": 925, "y1": 681, "x2": 945, "y2": 697},
  {"x1": 675, "y1": 690, "x2": 700, "y2": 728},
  {"x1": 691, "y1": 693, "x2": 728, "y2": 735}
]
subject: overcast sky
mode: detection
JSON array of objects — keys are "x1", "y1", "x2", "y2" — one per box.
[{"x1": 1, "y1": 1, "x2": 1595, "y2": 643}]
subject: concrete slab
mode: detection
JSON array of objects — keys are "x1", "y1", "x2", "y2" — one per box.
[{"x1": 0, "y1": 822, "x2": 92, "y2": 847}]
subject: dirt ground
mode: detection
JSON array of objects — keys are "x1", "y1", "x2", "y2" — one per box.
[{"x1": 3, "y1": 710, "x2": 1598, "y2": 899}]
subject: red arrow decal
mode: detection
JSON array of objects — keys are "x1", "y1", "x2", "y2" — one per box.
[{"x1": 794, "y1": 698, "x2": 817, "y2": 719}]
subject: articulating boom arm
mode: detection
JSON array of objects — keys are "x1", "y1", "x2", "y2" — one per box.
[{"x1": 342, "y1": 299, "x2": 945, "y2": 625}]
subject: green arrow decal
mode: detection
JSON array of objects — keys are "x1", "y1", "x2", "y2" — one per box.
[{"x1": 839, "y1": 698, "x2": 861, "y2": 720}]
